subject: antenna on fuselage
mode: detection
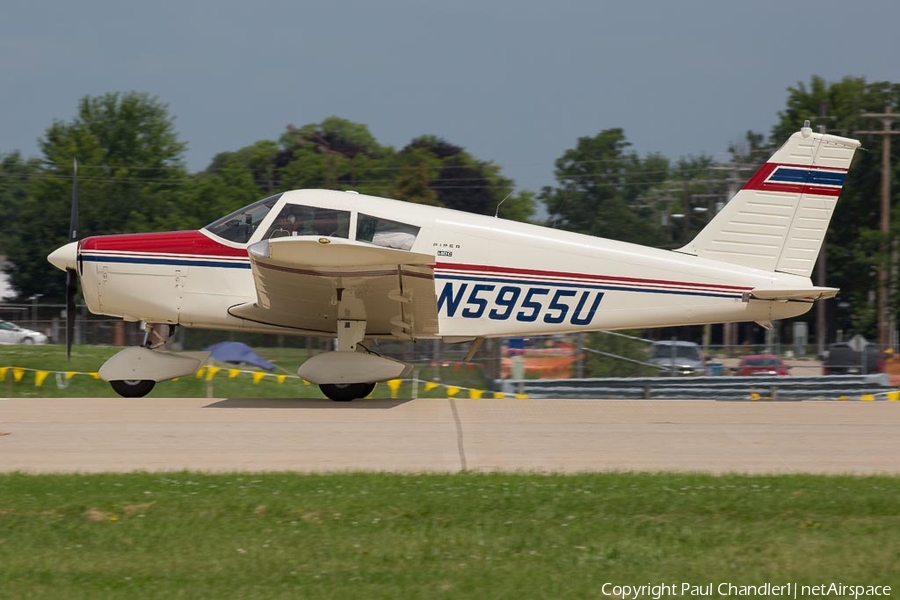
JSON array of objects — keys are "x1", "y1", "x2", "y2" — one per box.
[{"x1": 494, "y1": 191, "x2": 513, "y2": 218}]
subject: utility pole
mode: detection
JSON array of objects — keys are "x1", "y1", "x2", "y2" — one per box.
[{"x1": 858, "y1": 106, "x2": 899, "y2": 350}]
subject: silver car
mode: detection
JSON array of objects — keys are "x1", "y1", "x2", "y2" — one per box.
[
  {"x1": 649, "y1": 340, "x2": 706, "y2": 376},
  {"x1": 0, "y1": 320, "x2": 48, "y2": 344}
]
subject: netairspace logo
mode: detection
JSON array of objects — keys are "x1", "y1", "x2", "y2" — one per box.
[{"x1": 600, "y1": 582, "x2": 892, "y2": 599}]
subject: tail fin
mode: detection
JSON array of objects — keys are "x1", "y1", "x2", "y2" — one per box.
[{"x1": 676, "y1": 124, "x2": 861, "y2": 277}]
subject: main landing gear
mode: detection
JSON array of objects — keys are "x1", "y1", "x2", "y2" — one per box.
[
  {"x1": 319, "y1": 382, "x2": 377, "y2": 402},
  {"x1": 110, "y1": 379, "x2": 156, "y2": 398},
  {"x1": 300, "y1": 292, "x2": 413, "y2": 402}
]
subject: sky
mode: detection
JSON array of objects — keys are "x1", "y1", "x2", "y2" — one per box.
[{"x1": 1, "y1": 0, "x2": 898, "y2": 195}]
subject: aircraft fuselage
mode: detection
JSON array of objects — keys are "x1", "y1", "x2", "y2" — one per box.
[{"x1": 71, "y1": 189, "x2": 813, "y2": 340}]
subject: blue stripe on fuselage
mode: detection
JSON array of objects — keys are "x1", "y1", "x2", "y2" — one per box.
[{"x1": 82, "y1": 254, "x2": 252, "y2": 269}]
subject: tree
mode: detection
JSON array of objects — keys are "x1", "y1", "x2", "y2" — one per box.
[
  {"x1": 401, "y1": 135, "x2": 534, "y2": 221},
  {"x1": 0, "y1": 152, "x2": 41, "y2": 256},
  {"x1": 541, "y1": 128, "x2": 666, "y2": 245},
  {"x1": 185, "y1": 153, "x2": 266, "y2": 228},
  {"x1": 8, "y1": 92, "x2": 189, "y2": 301},
  {"x1": 390, "y1": 163, "x2": 440, "y2": 206},
  {"x1": 278, "y1": 117, "x2": 390, "y2": 193},
  {"x1": 220, "y1": 124, "x2": 535, "y2": 221}
]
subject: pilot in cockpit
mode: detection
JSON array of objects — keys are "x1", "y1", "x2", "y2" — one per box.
[
  {"x1": 264, "y1": 210, "x2": 294, "y2": 239},
  {"x1": 263, "y1": 205, "x2": 350, "y2": 239}
]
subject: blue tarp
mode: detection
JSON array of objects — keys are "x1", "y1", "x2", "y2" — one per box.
[{"x1": 205, "y1": 341, "x2": 275, "y2": 370}]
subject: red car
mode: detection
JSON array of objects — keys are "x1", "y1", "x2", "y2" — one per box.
[{"x1": 736, "y1": 354, "x2": 789, "y2": 376}]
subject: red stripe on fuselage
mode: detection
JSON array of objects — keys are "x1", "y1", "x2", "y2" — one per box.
[
  {"x1": 80, "y1": 230, "x2": 248, "y2": 257},
  {"x1": 435, "y1": 262, "x2": 751, "y2": 292}
]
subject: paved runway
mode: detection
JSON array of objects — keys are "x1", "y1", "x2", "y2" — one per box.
[{"x1": 1, "y1": 397, "x2": 899, "y2": 474}]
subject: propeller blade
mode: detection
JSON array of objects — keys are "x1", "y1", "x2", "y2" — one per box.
[
  {"x1": 66, "y1": 158, "x2": 78, "y2": 360},
  {"x1": 69, "y1": 158, "x2": 78, "y2": 243}
]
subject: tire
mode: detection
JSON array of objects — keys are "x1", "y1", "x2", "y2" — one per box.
[
  {"x1": 22, "y1": 338, "x2": 34, "y2": 345},
  {"x1": 319, "y1": 382, "x2": 376, "y2": 402},
  {"x1": 110, "y1": 379, "x2": 156, "y2": 398}
]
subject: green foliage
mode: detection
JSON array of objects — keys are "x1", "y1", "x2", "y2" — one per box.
[
  {"x1": 7, "y1": 92, "x2": 190, "y2": 301},
  {"x1": 187, "y1": 152, "x2": 268, "y2": 227},
  {"x1": 541, "y1": 128, "x2": 667, "y2": 245},
  {"x1": 1, "y1": 471, "x2": 898, "y2": 599},
  {"x1": 208, "y1": 120, "x2": 533, "y2": 218},
  {"x1": 390, "y1": 162, "x2": 441, "y2": 206},
  {"x1": 0, "y1": 152, "x2": 41, "y2": 257}
]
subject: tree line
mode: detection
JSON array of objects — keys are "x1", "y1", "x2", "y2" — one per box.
[{"x1": 0, "y1": 76, "x2": 898, "y2": 344}]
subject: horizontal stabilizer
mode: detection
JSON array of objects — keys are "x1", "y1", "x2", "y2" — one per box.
[{"x1": 747, "y1": 287, "x2": 838, "y2": 302}]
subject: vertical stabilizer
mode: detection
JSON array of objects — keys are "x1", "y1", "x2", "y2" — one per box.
[{"x1": 676, "y1": 125, "x2": 860, "y2": 277}]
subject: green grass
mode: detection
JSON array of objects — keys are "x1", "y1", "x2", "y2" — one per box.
[
  {"x1": 0, "y1": 472, "x2": 898, "y2": 599},
  {"x1": 0, "y1": 344, "x2": 491, "y2": 399}
]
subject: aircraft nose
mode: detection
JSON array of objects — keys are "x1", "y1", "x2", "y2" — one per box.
[{"x1": 48, "y1": 241, "x2": 79, "y2": 272}]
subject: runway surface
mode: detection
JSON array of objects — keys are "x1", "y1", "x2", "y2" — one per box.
[{"x1": 1, "y1": 397, "x2": 899, "y2": 474}]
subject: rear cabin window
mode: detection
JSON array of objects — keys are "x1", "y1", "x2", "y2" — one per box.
[{"x1": 356, "y1": 214, "x2": 419, "y2": 250}]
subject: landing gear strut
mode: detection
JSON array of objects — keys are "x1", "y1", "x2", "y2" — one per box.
[{"x1": 107, "y1": 323, "x2": 174, "y2": 398}]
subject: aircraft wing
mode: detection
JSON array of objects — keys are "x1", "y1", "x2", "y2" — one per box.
[
  {"x1": 747, "y1": 287, "x2": 839, "y2": 302},
  {"x1": 228, "y1": 237, "x2": 439, "y2": 339}
]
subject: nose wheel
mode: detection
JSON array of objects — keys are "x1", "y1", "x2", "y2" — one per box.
[{"x1": 110, "y1": 379, "x2": 156, "y2": 398}]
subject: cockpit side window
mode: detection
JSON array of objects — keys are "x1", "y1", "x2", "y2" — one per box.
[
  {"x1": 205, "y1": 193, "x2": 283, "y2": 244},
  {"x1": 262, "y1": 204, "x2": 351, "y2": 240},
  {"x1": 357, "y1": 214, "x2": 419, "y2": 250}
]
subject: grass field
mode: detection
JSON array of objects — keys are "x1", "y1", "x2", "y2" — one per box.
[
  {"x1": 0, "y1": 344, "x2": 491, "y2": 399},
  {"x1": 1, "y1": 471, "x2": 898, "y2": 599}
]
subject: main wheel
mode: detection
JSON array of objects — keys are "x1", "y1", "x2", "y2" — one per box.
[
  {"x1": 319, "y1": 382, "x2": 376, "y2": 402},
  {"x1": 110, "y1": 379, "x2": 156, "y2": 398}
]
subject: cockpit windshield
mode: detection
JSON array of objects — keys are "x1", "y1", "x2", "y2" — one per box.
[{"x1": 204, "y1": 193, "x2": 283, "y2": 244}]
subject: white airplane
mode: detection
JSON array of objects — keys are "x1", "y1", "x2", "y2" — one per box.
[{"x1": 48, "y1": 123, "x2": 860, "y2": 400}]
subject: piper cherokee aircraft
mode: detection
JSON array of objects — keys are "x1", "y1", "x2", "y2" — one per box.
[{"x1": 48, "y1": 123, "x2": 860, "y2": 400}]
